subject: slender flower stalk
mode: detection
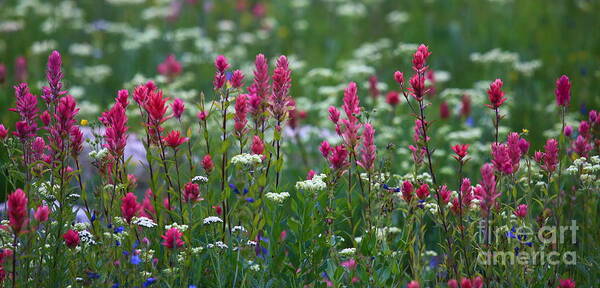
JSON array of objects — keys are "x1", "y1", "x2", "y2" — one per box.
[{"x1": 269, "y1": 55, "x2": 292, "y2": 188}]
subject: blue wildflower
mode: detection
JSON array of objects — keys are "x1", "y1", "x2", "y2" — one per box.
[
  {"x1": 131, "y1": 255, "x2": 142, "y2": 265},
  {"x1": 143, "y1": 278, "x2": 157, "y2": 287},
  {"x1": 114, "y1": 226, "x2": 125, "y2": 234},
  {"x1": 86, "y1": 272, "x2": 100, "y2": 279},
  {"x1": 245, "y1": 197, "x2": 255, "y2": 203}
]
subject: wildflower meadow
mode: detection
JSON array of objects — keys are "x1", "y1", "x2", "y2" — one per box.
[{"x1": 0, "y1": 0, "x2": 599, "y2": 287}]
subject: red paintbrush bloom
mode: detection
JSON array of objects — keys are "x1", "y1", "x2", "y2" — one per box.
[
  {"x1": 451, "y1": 144, "x2": 470, "y2": 161},
  {"x1": 542, "y1": 139, "x2": 559, "y2": 173},
  {"x1": 439, "y1": 101, "x2": 450, "y2": 119},
  {"x1": 140, "y1": 189, "x2": 156, "y2": 220},
  {"x1": 270, "y1": 55, "x2": 292, "y2": 124},
  {"x1": 328, "y1": 106, "x2": 341, "y2": 124},
  {"x1": 70, "y1": 126, "x2": 84, "y2": 158},
  {"x1": 34, "y1": 205, "x2": 50, "y2": 222},
  {"x1": 439, "y1": 185, "x2": 452, "y2": 204},
  {"x1": 555, "y1": 75, "x2": 571, "y2": 107},
  {"x1": 121, "y1": 192, "x2": 140, "y2": 223},
  {"x1": 143, "y1": 89, "x2": 171, "y2": 128},
  {"x1": 234, "y1": 94, "x2": 249, "y2": 137},
  {"x1": 460, "y1": 94, "x2": 471, "y2": 117},
  {"x1": 116, "y1": 89, "x2": 129, "y2": 108},
  {"x1": 103, "y1": 102, "x2": 128, "y2": 158},
  {"x1": 10, "y1": 83, "x2": 39, "y2": 129},
  {"x1": 401, "y1": 181, "x2": 413, "y2": 202},
  {"x1": 0, "y1": 124, "x2": 8, "y2": 140},
  {"x1": 161, "y1": 227, "x2": 185, "y2": 249},
  {"x1": 8, "y1": 188, "x2": 28, "y2": 234},
  {"x1": 163, "y1": 130, "x2": 188, "y2": 148},
  {"x1": 63, "y1": 230, "x2": 80, "y2": 248},
  {"x1": 231, "y1": 69, "x2": 245, "y2": 88},
  {"x1": 157, "y1": 54, "x2": 182, "y2": 80},
  {"x1": 407, "y1": 280, "x2": 420, "y2": 288},
  {"x1": 319, "y1": 141, "x2": 331, "y2": 158},
  {"x1": 202, "y1": 154, "x2": 214, "y2": 173},
  {"x1": 557, "y1": 278, "x2": 575, "y2": 288},
  {"x1": 485, "y1": 79, "x2": 506, "y2": 109},
  {"x1": 357, "y1": 123, "x2": 376, "y2": 171},
  {"x1": 368, "y1": 75, "x2": 379, "y2": 98},
  {"x1": 514, "y1": 204, "x2": 527, "y2": 218},
  {"x1": 476, "y1": 163, "x2": 501, "y2": 217},
  {"x1": 386, "y1": 91, "x2": 400, "y2": 107},
  {"x1": 171, "y1": 98, "x2": 185, "y2": 119},
  {"x1": 491, "y1": 143, "x2": 513, "y2": 174},
  {"x1": 248, "y1": 54, "x2": 270, "y2": 121},
  {"x1": 394, "y1": 71, "x2": 404, "y2": 85},
  {"x1": 183, "y1": 182, "x2": 201, "y2": 202},
  {"x1": 416, "y1": 183, "x2": 430, "y2": 200},
  {"x1": 251, "y1": 135, "x2": 264, "y2": 155},
  {"x1": 328, "y1": 145, "x2": 349, "y2": 172},
  {"x1": 408, "y1": 74, "x2": 426, "y2": 101}
]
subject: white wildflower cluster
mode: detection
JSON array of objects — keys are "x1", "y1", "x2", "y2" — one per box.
[
  {"x1": 265, "y1": 192, "x2": 291, "y2": 204},
  {"x1": 140, "y1": 249, "x2": 155, "y2": 262},
  {"x1": 470, "y1": 48, "x2": 542, "y2": 76},
  {"x1": 73, "y1": 222, "x2": 89, "y2": 231},
  {"x1": 113, "y1": 217, "x2": 126, "y2": 226},
  {"x1": 34, "y1": 181, "x2": 58, "y2": 201},
  {"x1": 374, "y1": 226, "x2": 401, "y2": 240},
  {"x1": 165, "y1": 222, "x2": 188, "y2": 232},
  {"x1": 103, "y1": 230, "x2": 128, "y2": 242},
  {"x1": 230, "y1": 153, "x2": 262, "y2": 166},
  {"x1": 207, "y1": 241, "x2": 228, "y2": 250},
  {"x1": 424, "y1": 202, "x2": 439, "y2": 214},
  {"x1": 88, "y1": 148, "x2": 108, "y2": 161},
  {"x1": 423, "y1": 250, "x2": 438, "y2": 257},
  {"x1": 232, "y1": 226, "x2": 247, "y2": 233},
  {"x1": 203, "y1": 216, "x2": 223, "y2": 225},
  {"x1": 192, "y1": 175, "x2": 209, "y2": 184},
  {"x1": 386, "y1": 11, "x2": 410, "y2": 26},
  {"x1": 339, "y1": 248, "x2": 356, "y2": 256},
  {"x1": 295, "y1": 174, "x2": 327, "y2": 192},
  {"x1": 566, "y1": 157, "x2": 600, "y2": 185},
  {"x1": 132, "y1": 217, "x2": 157, "y2": 228},
  {"x1": 246, "y1": 240, "x2": 257, "y2": 247},
  {"x1": 336, "y1": 3, "x2": 366, "y2": 18},
  {"x1": 78, "y1": 230, "x2": 96, "y2": 246},
  {"x1": 249, "y1": 263, "x2": 261, "y2": 272}
]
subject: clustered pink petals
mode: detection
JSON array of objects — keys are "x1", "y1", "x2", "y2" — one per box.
[
  {"x1": 514, "y1": 204, "x2": 528, "y2": 218},
  {"x1": 34, "y1": 205, "x2": 50, "y2": 222},
  {"x1": 328, "y1": 145, "x2": 349, "y2": 172},
  {"x1": 202, "y1": 154, "x2": 214, "y2": 173},
  {"x1": 8, "y1": 188, "x2": 28, "y2": 234},
  {"x1": 539, "y1": 138, "x2": 559, "y2": 173},
  {"x1": 42, "y1": 50, "x2": 65, "y2": 104},
  {"x1": 161, "y1": 227, "x2": 185, "y2": 249},
  {"x1": 0, "y1": 124, "x2": 8, "y2": 140},
  {"x1": 213, "y1": 55, "x2": 229, "y2": 90},
  {"x1": 251, "y1": 135, "x2": 264, "y2": 155},
  {"x1": 183, "y1": 182, "x2": 201, "y2": 202},
  {"x1": 231, "y1": 69, "x2": 245, "y2": 89},
  {"x1": 248, "y1": 54, "x2": 270, "y2": 125},
  {"x1": 475, "y1": 163, "x2": 501, "y2": 217},
  {"x1": 386, "y1": 91, "x2": 400, "y2": 107},
  {"x1": 555, "y1": 75, "x2": 571, "y2": 107},
  {"x1": 63, "y1": 230, "x2": 80, "y2": 248},
  {"x1": 401, "y1": 181, "x2": 413, "y2": 202},
  {"x1": 451, "y1": 144, "x2": 470, "y2": 161},
  {"x1": 357, "y1": 123, "x2": 376, "y2": 171},
  {"x1": 491, "y1": 143, "x2": 513, "y2": 174},
  {"x1": 557, "y1": 278, "x2": 576, "y2": 288},
  {"x1": 416, "y1": 183, "x2": 430, "y2": 200},
  {"x1": 157, "y1": 54, "x2": 183, "y2": 80},
  {"x1": 102, "y1": 101, "x2": 129, "y2": 158},
  {"x1": 572, "y1": 135, "x2": 592, "y2": 157},
  {"x1": 485, "y1": 79, "x2": 507, "y2": 109},
  {"x1": 163, "y1": 130, "x2": 188, "y2": 148},
  {"x1": 269, "y1": 55, "x2": 292, "y2": 125},
  {"x1": 234, "y1": 94, "x2": 249, "y2": 137},
  {"x1": 121, "y1": 192, "x2": 140, "y2": 223},
  {"x1": 171, "y1": 98, "x2": 185, "y2": 119},
  {"x1": 49, "y1": 95, "x2": 79, "y2": 159}
]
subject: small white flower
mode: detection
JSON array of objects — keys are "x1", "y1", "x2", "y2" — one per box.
[
  {"x1": 265, "y1": 192, "x2": 290, "y2": 204},
  {"x1": 295, "y1": 174, "x2": 327, "y2": 192},
  {"x1": 203, "y1": 216, "x2": 223, "y2": 225},
  {"x1": 133, "y1": 217, "x2": 157, "y2": 228},
  {"x1": 231, "y1": 153, "x2": 262, "y2": 166},
  {"x1": 246, "y1": 240, "x2": 257, "y2": 247},
  {"x1": 339, "y1": 248, "x2": 356, "y2": 256},
  {"x1": 232, "y1": 226, "x2": 247, "y2": 233},
  {"x1": 165, "y1": 222, "x2": 188, "y2": 232},
  {"x1": 192, "y1": 175, "x2": 209, "y2": 184},
  {"x1": 249, "y1": 264, "x2": 261, "y2": 271}
]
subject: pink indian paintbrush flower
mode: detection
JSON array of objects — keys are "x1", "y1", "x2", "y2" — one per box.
[
  {"x1": 163, "y1": 130, "x2": 188, "y2": 148},
  {"x1": 578, "y1": 121, "x2": 590, "y2": 138},
  {"x1": 460, "y1": 178, "x2": 475, "y2": 207},
  {"x1": 394, "y1": 71, "x2": 404, "y2": 85},
  {"x1": 386, "y1": 91, "x2": 400, "y2": 107},
  {"x1": 460, "y1": 94, "x2": 472, "y2": 117},
  {"x1": 342, "y1": 82, "x2": 361, "y2": 120},
  {"x1": 555, "y1": 75, "x2": 571, "y2": 107},
  {"x1": 14, "y1": 56, "x2": 27, "y2": 82},
  {"x1": 319, "y1": 141, "x2": 331, "y2": 158},
  {"x1": 157, "y1": 54, "x2": 182, "y2": 80},
  {"x1": 34, "y1": 205, "x2": 50, "y2": 222},
  {"x1": 121, "y1": 192, "x2": 140, "y2": 224},
  {"x1": 8, "y1": 188, "x2": 28, "y2": 234},
  {"x1": 70, "y1": 126, "x2": 84, "y2": 158},
  {"x1": 270, "y1": 55, "x2": 292, "y2": 125},
  {"x1": 213, "y1": 55, "x2": 229, "y2": 89},
  {"x1": 0, "y1": 63, "x2": 5, "y2": 84},
  {"x1": 416, "y1": 183, "x2": 430, "y2": 200},
  {"x1": 368, "y1": 75, "x2": 379, "y2": 98},
  {"x1": 10, "y1": 83, "x2": 39, "y2": 129},
  {"x1": 357, "y1": 123, "x2": 376, "y2": 171},
  {"x1": 144, "y1": 89, "x2": 171, "y2": 128},
  {"x1": 491, "y1": 143, "x2": 513, "y2": 174},
  {"x1": 486, "y1": 79, "x2": 506, "y2": 109},
  {"x1": 401, "y1": 181, "x2": 414, "y2": 202},
  {"x1": 42, "y1": 50, "x2": 64, "y2": 104},
  {"x1": 439, "y1": 185, "x2": 452, "y2": 204},
  {"x1": 0, "y1": 124, "x2": 8, "y2": 140},
  {"x1": 506, "y1": 132, "x2": 524, "y2": 172},
  {"x1": 63, "y1": 229, "x2": 80, "y2": 248},
  {"x1": 408, "y1": 74, "x2": 426, "y2": 101},
  {"x1": 572, "y1": 135, "x2": 592, "y2": 157},
  {"x1": 116, "y1": 89, "x2": 129, "y2": 108},
  {"x1": 202, "y1": 154, "x2": 214, "y2": 173},
  {"x1": 340, "y1": 258, "x2": 357, "y2": 270},
  {"x1": 563, "y1": 125, "x2": 573, "y2": 137},
  {"x1": 557, "y1": 278, "x2": 576, "y2": 288},
  {"x1": 542, "y1": 139, "x2": 559, "y2": 173},
  {"x1": 328, "y1": 106, "x2": 341, "y2": 125},
  {"x1": 103, "y1": 102, "x2": 128, "y2": 158},
  {"x1": 161, "y1": 227, "x2": 185, "y2": 248},
  {"x1": 183, "y1": 182, "x2": 201, "y2": 202},
  {"x1": 412, "y1": 44, "x2": 431, "y2": 71},
  {"x1": 328, "y1": 145, "x2": 349, "y2": 172},
  {"x1": 439, "y1": 101, "x2": 450, "y2": 119},
  {"x1": 40, "y1": 111, "x2": 50, "y2": 127},
  {"x1": 451, "y1": 144, "x2": 470, "y2": 161},
  {"x1": 447, "y1": 279, "x2": 458, "y2": 288},
  {"x1": 514, "y1": 204, "x2": 528, "y2": 218},
  {"x1": 171, "y1": 98, "x2": 185, "y2": 119},
  {"x1": 234, "y1": 94, "x2": 249, "y2": 137},
  {"x1": 197, "y1": 110, "x2": 208, "y2": 121},
  {"x1": 251, "y1": 135, "x2": 264, "y2": 155},
  {"x1": 231, "y1": 69, "x2": 245, "y2": 89},
  {"x1": 140, "y1": 189, "x2": 156, "y2": 219},
  {"x1": 476, "y1": 163, "x2": 500, "y2": 217},
  {"x1": 407, "y1": 280, "x2": 420, "y2": 288},
  {"x1": 306, "y1": 170, "x2": 316, "y2": 180},
  {"x1": 248, "y1": 54, "x2": 269, "y2": 121}
]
